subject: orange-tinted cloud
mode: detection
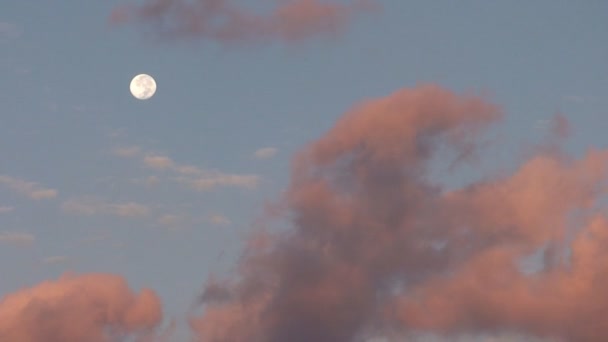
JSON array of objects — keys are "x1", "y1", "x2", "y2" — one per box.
[
  {"x1": 0, "y1": 273, "x2": 163, "y2": 342},
  {"x1": 189, "y1": 84, "x2": 608, "y2": 341},
  {"x1": 110, "y1": 0, "x2": 376, "y2": 44}
]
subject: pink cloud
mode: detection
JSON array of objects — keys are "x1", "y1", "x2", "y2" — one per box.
[
  {"x1": 110, "y1": 0, "x2": 376, "y2": 44},
  {"x1": 8, "y1": 84, "x2": 608, "y2": 341},
  {"x1": 0, "y1": 273, "x2": 163, "y2": 341},
  {"x1": 188, "y1": 84, "x2": 608, "y2": 341}
]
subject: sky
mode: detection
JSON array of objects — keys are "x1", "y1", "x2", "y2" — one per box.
[{"x1": 1, "y1": 0, "x2": 607, "y2": 341}]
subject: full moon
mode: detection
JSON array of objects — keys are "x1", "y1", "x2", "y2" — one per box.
[{"x1": 130, "y1": 74, "x2": 156, "y2": 100}]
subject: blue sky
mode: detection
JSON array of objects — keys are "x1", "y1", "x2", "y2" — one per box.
[{"x1": 1, "y1": 0, "x2": 607, "y2": 340}]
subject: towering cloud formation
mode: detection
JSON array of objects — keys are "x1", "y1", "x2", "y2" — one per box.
[
  {"x1": 5, "y1": 84, "x2": 607, "y2": 341},
  {"x1": 0, "y1": 273, "x2": 163, "y2": 342},
  {"x1": 110, "y1": 0, "x2": 375, "y2": 44},
  {"x1": 190, "y1": 85, "x2": 608, "y2": 341}
]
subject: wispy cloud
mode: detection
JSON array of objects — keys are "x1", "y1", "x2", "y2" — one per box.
[
  {"x1": 113, "y1": 145, "x2": 260, "y2": 191},
  {"x1": 563, "y1": 95, "x2": 585, "y2": 103},
  {"x1": 78, "y1": 235, "x2": 110, "y2": 245},
  {"x1": 62, "y1": 197, "x2": 150, "y2": 218},
  {"x1": 110, "y1": 0, "x2": 377, "y2": 45},
  {"x1": 143, "y1": 155, "x2": 174, "y2": 170},
  {"x1": 253, "y1": 147, "x2": 278, "y2": 160},
  {"x1": 562, "y1": 95, "x2": 596, "y2": 104},
  {"x1": 208, "y1": 214, "x2": 231, "y2": 226},
  {"x1": 0, "y1": 232, "x2": 35, "y2": 246},
  {"x1": 41, "y1": 256, "x2": 70, "y2": 265},
  {"x1": 0, "y1": 175, "x2": 57, "y2": 200},
  {"x1": 131, "y1": 175, "x2": 160, "y2": 187},
  {"x1": 0, "y1": 206, "x2": 14, "y2": 213},
  {"x1": 175, "y1": 173, "x2": 259, "y2": 191},
  {"x1": 157, "y1": 214, "x2": 183, "y2": 227},
  {"x1": 156, "y1": 213, "x2": 197, "y2": 232},
  {"x1": 0, "y1": 21, "x2": 20, "y2": 40},
  {"x1": 112, "y1": 146, "x2": 141, "y2": 158}
]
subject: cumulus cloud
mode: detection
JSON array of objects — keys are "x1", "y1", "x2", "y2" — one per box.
[
  {"x1": 61, "y1": 197, "x2": 150, "y2": 218},
  {"x1": 188, "y1": 84, "x2": 608, "y2": 342},
  {"x1": 0, "y1": 232, "x2": 34, "y2": 246},
  {"x1": 253, "y1": 147, "x2": 278, "y2": 160},
  {"x1": 0, "y1": 273, "x2": 163, "y2": 342},
  {"x1": 0, "y1": 175, "x2": 57, "y2": 200},
  {"x1": 19, "y1": 84, "x2": 608, "y2": 341},
  {"x1": 110, "y1": 0, "x2": 376, "y2": 45}
]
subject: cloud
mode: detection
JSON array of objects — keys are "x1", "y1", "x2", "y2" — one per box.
[
  {"x1": 0, "y1": 22, "x2": 20, "y2": 40},
  {"x1": 562, "y1": 95, "x2": 596, "y2": 104},
  {"x1": 78, "y1": 235, "x2": 110, "y2": 245},
  {"x1": 0, "y1": 206, "x2": 14, "y2": 213},
  {"x1": 157, "y1": 212, "x2": 232, "y2": 231},
  {"x1": 112, "y1": 145, "x2": 142, "y2": 158},
  {"x1": 144, "y1": 155, "x2": 174, "y2": 169},
  {"x1": 176, "y1": 172, "x2": 259, "y2": 191},
  {"x1": 8, "y1": 84, "x2": 608, "y2": 341},
  {"x1": 132, "y1": 175, "x2": 161, "y2": 187},
  {"x1": 156, "y1": 213, "x2": 192, "y2": 231},
  {"x1": 208, "y1": 214, "x2": 231, "y2": 226},
  {"x1": 110, "y1": 0, "x2": 377, "y2": 45},
  {"x1": 61, "y1": 197, "x2": 150, "y2": 218},
  {"x1": 41, "y1": 256, "x2": 69, "y2": 265},
  {"x1": 0, "y1": 273, "x2": 163, "y2": 341},
  {"x1": 158, "y1": 214, "x2": 182, "y2": 227},
  {"x1": 188, "y1": 84, "x2": 608, "y2": 342},
  {"x1": 563, "y1": 95, "x2": 586, "y2": 103},
  {"x1": 114, "y1": 147, "x2": 260, "y2": 191},
  {"x1": 253, "y1": 147, "x2": 278, "y2": 160},
  {"x1": 0, "y1": 175, "x2": 57, "y2": 200},
  {"x1": 0, "y1": 232, "x2": 34, "y2": 246}
]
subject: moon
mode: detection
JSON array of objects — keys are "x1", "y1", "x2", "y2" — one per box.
[{"x1": 130, "y1": 74, "x2": 156, "y2": 100}]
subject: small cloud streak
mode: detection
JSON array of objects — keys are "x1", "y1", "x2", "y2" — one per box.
[
  {"x1": 564, "y1": 95, "x2": 586, "y2": 103},
  {"x1": 62, "y1": 197, "x2": 150, "y2": 218},
  {"x1": 114, "y1": 145, "x2": 260, "y2": 191},
  {"x1": 132, "y1": 175, "x2": 161, "y2": 187},
  {"x1": 176, "y1": 173, "x2": 259, "y2": 191},
  {"x1": 0, "y1": 22, "x2": 20, "y2": 39},
  {"x1": 156, "y1": 214, "x2": 191, "y2": 231},
  {"x1": 0, "y1": 232, "x2": 34, "y2": 246},
  {"x1": 41, "y1": 256, "x2": 69, "y2": 265},
  {"x1": 0, "y1": 206, "x2": 14, "y2": 213},
  {"x1": 208, "y1": 214, "x2": 231, "y2": 226},
  {"x1": 144, "y1": 155, "x2": 174, "y2": 169},
  {"x1": 0, "y1": 273, "x2": 163, "y2": 341},
  {"x1": 110, "y1": 0, "x2": 377, "y2": 45},
  {"x1": 158, "y1": 214, "x2": 182, "y2": 226},
  {"x1": 0, "y1": 175, "x2": 57, "y2": 200},
  {"x1": 253, "y1": 147, "x2": 278, "y2": 160},
  {"x1": 112, "y1": 145, "x2": 142, "y2": 158},
  {"x1": 78, "y1": 235, "x2": 110, "y2": 245}
]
